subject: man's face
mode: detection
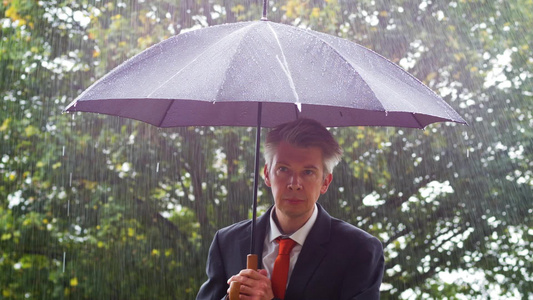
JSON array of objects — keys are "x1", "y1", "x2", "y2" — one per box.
[{"x1": 264, "y1": 141, "x2": 333, "y2": 225}]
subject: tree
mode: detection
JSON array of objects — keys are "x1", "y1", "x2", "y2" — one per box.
[{"x1": 1, "y1": 0, "x2": 531, "y2": 299}]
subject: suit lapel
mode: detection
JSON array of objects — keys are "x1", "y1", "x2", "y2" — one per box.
[
  {"x1": 285, "y1": 205, "x2": 331, "y2": 299},
  {"x1": 245, "y1": 206, "x2": 271, "y2": 269}
]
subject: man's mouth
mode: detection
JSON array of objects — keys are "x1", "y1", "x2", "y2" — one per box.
[{"x1": 283, "y1": 197, "x2": 305, "y2": 203}]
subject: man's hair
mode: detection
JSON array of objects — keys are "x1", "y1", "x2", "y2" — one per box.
[{"x1": 264, "y1": 118, "x2": 342, "y2": 175}]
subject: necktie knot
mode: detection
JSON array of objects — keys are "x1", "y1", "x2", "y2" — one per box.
[{"x1": 277, "y1": 237, "x2": 297, "y2": 255}]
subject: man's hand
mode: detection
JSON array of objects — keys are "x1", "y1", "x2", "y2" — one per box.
[{"x1": 227, "y1": 269, "x2": 274, "y2": 300}]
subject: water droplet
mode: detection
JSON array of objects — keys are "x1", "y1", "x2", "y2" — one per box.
[
  {"x1": 67, "y1": 200, "x2": 70, "y2": 216},
  {"x1": 69, "y1": 173, "x2": 72, "y2": 187},
  {"x1": 62, "y1": 146, "x2": 65, "y2": 156},
  {"x1": 63, "y1": 252, "x2": 66, "y2": 273},
  {"x1": 156, "y1": 162, "x2": 160, "y2": 173},
  {"x1": 295, "y1": 102, "x2": 302, "y2": 112}
]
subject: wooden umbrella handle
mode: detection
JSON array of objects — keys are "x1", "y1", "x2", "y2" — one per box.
[
  {"x1": 228, "y1": 254, "x2": 258, "y2": 300},
  {"x1": 247, "y1": 254, "x2": 258, "y2": 271}
]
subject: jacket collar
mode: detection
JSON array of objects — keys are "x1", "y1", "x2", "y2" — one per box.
[
  {"x1": 253, "y1": 204, "x2": 332, "y2": 274},
  {"x1": 285, "y1": 204, "x2": 332, "y2": 298}
]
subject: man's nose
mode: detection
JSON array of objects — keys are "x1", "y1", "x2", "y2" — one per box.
[{"x1": 287, "y1": 175, "x2": 302, "y2": 190}]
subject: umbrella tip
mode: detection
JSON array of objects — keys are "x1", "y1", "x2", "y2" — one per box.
[{"x1": 261, "y1": 0, "x2": 268, "y2": 21}]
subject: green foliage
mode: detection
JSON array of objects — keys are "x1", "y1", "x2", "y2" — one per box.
[{"x1": 1, "y1": 0, "x2": 531, "y2": 299}]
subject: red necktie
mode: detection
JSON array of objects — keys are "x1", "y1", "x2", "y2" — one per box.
[{"x1": 271, "y1": 238, "x2": 297, "y2": 299}]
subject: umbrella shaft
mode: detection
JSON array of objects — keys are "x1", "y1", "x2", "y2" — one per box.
[
  {"x1": 262, "y1": 0, "x2": 268, "y2": 20},
  {"x1": 250, "y1": 102, "x2": 262, "y2": 255}
]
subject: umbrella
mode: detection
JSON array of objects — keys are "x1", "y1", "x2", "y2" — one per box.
[
  {"x1": 64, "y1": 3, "x2": 466, "y2": 282},
  {"x1": 66, "y1": 21, "x2": 464, "y2": 128}
]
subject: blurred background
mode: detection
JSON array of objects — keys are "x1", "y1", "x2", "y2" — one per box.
[{"x1": 1, "y1": 0, "x2": 531, "y2": 299}]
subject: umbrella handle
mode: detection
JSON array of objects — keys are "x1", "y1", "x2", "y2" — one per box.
[
  {"x1": 228, "y1": 254, "x2": 258, "y2": 300},
  {"x1": 228, "y1": 282, "x2": 240, "y2": 300}
]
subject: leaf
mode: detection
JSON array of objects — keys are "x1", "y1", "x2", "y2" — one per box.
[
  {"x1": 70, "y1": 277, "x2": 78, "y2": 287},
  {"x1": 0, "y1": 118, "x2": 10, "y2": 131},
  {"x1": 311, "y1": 7, "x2": 320, "y2": 19},
  {"x1": 24, "y1": 125, "x2": 39, "y2": 137},
  {"x1": 5, "y1": 4, "x2": 27, "y2": 26}
]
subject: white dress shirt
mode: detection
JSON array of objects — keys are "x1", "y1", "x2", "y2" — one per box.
[{"x1": 261, "y1": 204, "x2": 318, "y2": 285}]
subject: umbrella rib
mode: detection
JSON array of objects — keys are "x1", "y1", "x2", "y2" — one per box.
[
  {"x1": 412, "y1": 113, "x2": 425, "y2": 129},
  {"x1": 213, "y1": 23, "x2": 262, "y2": 103},
  {"x1": 290, "y1": 26, "x2": 389, "y2": 112},
  {"x1": 293, "y1": 26, "x2": 466, "y2": 124},
  {"x1": 266, "y1": 22, "x2": 301, "y2": 106},
  {"x1": 146, "y1": 24, "x2": 256, "y2": 98},
  {"x1": 157, "y1": 100, "x2": 174, "y2": 127}
]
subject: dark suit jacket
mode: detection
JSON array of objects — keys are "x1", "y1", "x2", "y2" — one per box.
[{"x1": 196, "y1": 204, "x2": 384, "y2": 300}]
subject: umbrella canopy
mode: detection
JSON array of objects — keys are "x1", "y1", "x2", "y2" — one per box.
[{"x1": 65, "y1": 20, "x2": 466, "y2": 128}]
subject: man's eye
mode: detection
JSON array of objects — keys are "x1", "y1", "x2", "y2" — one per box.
[
  {"x1": 278, "y1": 166, "x2": 288, "y2": 172},
  {"x1": 304, "y1": 170, "x2": 314, "y2": 175}
]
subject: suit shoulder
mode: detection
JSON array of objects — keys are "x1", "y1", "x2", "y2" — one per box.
[
  {"x1": 330, "y1": 218, "x2": 383, "y2": 250},
  {"x1": 215, "y1": 219, "x2": 252, "y2": 239}
]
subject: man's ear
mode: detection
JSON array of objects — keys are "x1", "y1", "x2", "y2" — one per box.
[
  {"x1": 320, "y1": 173, "x2": 333, "y2": 194},
  {"x1": 263, "y1": 164, "x2": 272, "y2": 187}
]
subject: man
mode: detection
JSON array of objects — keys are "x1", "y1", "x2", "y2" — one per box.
[{"x1": 197, "y1": 118, "x2": 384, "y2": 300}]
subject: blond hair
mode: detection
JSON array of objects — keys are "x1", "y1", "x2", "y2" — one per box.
[{"x1": 264, "y1": 118, "x2": 342, "y2": 175}]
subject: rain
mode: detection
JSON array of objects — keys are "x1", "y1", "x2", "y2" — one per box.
[{"x1": 1, "y1": 0, "x2": 531, "y2": 299}]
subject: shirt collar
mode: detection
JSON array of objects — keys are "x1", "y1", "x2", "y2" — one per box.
[{"x1": 268, "y1": 203, "x2": 318, "y2": 246}]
